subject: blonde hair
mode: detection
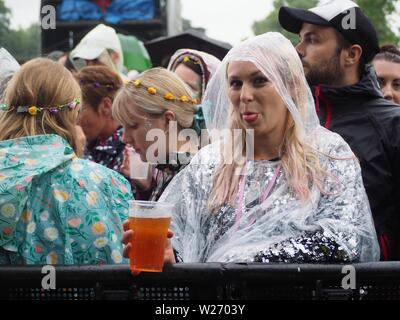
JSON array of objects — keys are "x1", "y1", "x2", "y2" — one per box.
[
  {"x1": 0, "y1": 58, "x2": 83, "y2": 156},
  {"x1": 208, "y1": 97, "x2": 336, "y2": 213},
  {"x1": 113, "y1": 67, "x2": 197, "y2": 128}
]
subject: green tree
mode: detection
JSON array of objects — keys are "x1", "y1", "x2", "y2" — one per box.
[
  {"x1": 253, "y1": 0, "x2": 400, "y2": 46},
  {"x1": 6, "y1": 24, "x2": 40, "y2": 62},
  {"x1": 0, "y1": 0, "x2": 11, "y2": 42},
  {"x1": 357, "y1": 0, "x2": 400, "y2": 45},
  {"x1": 0, "y1": 0, "x2": 40, "y2": 62},
  {"x1": 252, "y1": 0, "x2": 318, "y2": 44}
]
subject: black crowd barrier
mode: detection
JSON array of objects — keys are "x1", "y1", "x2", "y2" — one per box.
[{"x1": 0, "y1": 262, "x2": 400, "y2": 300}]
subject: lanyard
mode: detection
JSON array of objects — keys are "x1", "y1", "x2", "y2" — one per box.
[{"x1": 234, "y1": 162, "x2": 282, "y2": 229}]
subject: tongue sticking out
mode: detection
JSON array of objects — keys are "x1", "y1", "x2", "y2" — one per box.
[{"x1": 242, "y1": 113, "x2": 258, "y2": 123}]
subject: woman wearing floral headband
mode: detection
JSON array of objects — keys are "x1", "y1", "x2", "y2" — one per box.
[
  {"x1": 0, "y1": 58, "x2": 132, "y2": 265},
  {"x1": 168, "y1": 49, "x2": 221, "y2": 102},
  {"x1": 168, "y1": 49, "x2": 221, "y2": 131},
  {"x1": 76, "y1": 65, "x2": 125, "y2": 172},
  {"x1": 113, "y1": 67, "x2": 199, "y2": 201}
]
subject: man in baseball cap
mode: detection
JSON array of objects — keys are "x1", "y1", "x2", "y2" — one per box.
[
  {"x1": 279, "y1": 0, "x2": 379, "y2": 85},
  {"x1": 279, "y1": 0, "x2": 379, "y2": 63},
  {"x1": 279, "y1": 0, "x2": 400, "y2": 261}
]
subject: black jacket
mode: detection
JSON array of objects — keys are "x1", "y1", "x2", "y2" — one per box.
[{"x1": 311, "y1": 65, "x2": 400, "y2": 260}]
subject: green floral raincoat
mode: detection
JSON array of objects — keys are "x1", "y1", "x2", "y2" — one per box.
[{"x1": 0, "y1": 134, "x2": 132, "y2": 265}]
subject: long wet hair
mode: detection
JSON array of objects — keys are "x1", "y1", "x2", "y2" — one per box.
[{"x1": 0, "y1": 58, "x2": 83, "y2": 156}]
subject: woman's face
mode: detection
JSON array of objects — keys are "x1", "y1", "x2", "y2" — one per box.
[
  {"x1": 174, "y1": 63, "x2": 202, "y2": 100},
  {"x1": 121, "y1": 102, "x2": 167, "y2": 162},
  {"x1": 227, "y1": 61, "x2": 288, "y2": 140},
  {"x1": 77, "y1": 101, "x2": 106, "y2": 142},
  {"x1": 373, "y1": 59, "x2": 400, "y2": 105}
]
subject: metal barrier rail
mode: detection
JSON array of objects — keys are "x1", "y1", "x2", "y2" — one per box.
[{"x1": 1, "y1": 262, "x2": 400, "y2": 300}]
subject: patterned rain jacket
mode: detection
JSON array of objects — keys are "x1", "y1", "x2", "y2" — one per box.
[{"x1": 0, "y1": 134, "x2": 132, "y2": 265}]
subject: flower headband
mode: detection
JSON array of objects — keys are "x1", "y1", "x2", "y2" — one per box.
[
  {"x1": 182, "y1": 55, "x2": 200, "y2": 65},
  {"x1": 0, "y1": 98, "x2": 80, "y2": 116},
  {"x1": 128, "y1": 80, "x2": 198, "y2": 105},
  {"x1": 79, "y1": 79, "x2": 117, "y2": 92}
]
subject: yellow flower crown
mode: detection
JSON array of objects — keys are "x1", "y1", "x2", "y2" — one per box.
[
  {"x1": 127, "y1": 79, "x2": 198, "y2": 105},
  {"x1": 182, "y1": 55, "x2": 200, "y2": 65}
]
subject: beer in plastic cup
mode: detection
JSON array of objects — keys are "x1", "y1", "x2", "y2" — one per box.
[
  {"x1": 128, "y1": 200, "x2": 173, "y2": 272},
  {"x1": 128, "y1": 148, "x2": 150, "y2": 179}
]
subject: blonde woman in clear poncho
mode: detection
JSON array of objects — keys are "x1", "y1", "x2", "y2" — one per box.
[{"x1": 123, "y1": 32, "x2": 380, "y2": 264}]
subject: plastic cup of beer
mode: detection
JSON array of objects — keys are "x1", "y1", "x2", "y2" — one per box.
[{"x1": 128, "y1": 200, "x2": 174, "y2": 273}]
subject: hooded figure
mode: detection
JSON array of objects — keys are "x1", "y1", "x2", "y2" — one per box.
[
  {"x1": 167, "y1": 49, "x2": 221, "y2": 101},
  {"x1": 0, "y1": 58, "x2": 131, "y2": 265},
  {"x1": 159, "y1": 32, "x2": 380, "y2": 263},
  {"x1": 168, "y1": 49, "x2": 222, "y2": 133}
]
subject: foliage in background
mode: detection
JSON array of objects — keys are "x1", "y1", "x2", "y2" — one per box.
[
  {"x1": 5, "y1": 24, "x2": 41, "y2": 62},
  {"x1": 252, "y1": 0, "x2": 318, "y2": 44},
  {"x1": 0, "y1": 0, "x2": 40, "y2": 62},
  {"x1": 358, "y1": 0, "x2": 400, "y2": 45},
  {"x1": 0, "y1": 0, "x2": 10, "y2": 41}
]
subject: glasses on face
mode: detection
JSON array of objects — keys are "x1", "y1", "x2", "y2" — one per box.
[
  {"x1": 73, "y1": 48, "x2": 114, "y2": 69},
  {"x1": 71, "y1": 58, "x2": 103, "y2": 71}
]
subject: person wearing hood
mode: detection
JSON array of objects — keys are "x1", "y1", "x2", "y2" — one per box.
[
  {"x1": 167, "y1": 49, "x2": 221, "y2": 103},
  {"x1": 279, "y1": 0, "x2": 400, "y2": 260},
  {"x1": 122, "y1": 32, "x2": 379, "y2": 265},
  {"x1": 0, "y1": 58, "x2": 132, "y2": 265},
  {"x1": 167, "y1": 49, "x2": 221, "y2": 132}
]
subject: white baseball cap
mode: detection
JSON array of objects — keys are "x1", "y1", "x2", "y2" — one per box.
[{"x1": 71, "y1": 24, "x2": 123, "y2": 70}]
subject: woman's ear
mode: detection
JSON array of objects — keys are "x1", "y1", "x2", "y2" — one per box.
[
  {"x1": 99, "y1": 97, "x2": 113, "y2": 117},
  {"x1": 163, "y1": 110, "x2": 177, "y2": 126},
  {"x1": 161, "y1": 110, "x2": 177, "y2": 133}
]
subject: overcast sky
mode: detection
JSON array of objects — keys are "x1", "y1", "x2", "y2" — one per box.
[
  {"x1": 4, "y1": 0, "x2": 273, "y2": 45},
  {"x1": 4, "y1": 0, "x2": 399, "y2": 46}
]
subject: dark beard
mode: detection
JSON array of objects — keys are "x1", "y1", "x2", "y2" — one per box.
[{"x1": 303, "y1": 53, "x2": 344, "y2": 86}]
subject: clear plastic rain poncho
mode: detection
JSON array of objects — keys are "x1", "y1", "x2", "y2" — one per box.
[
  {"x1": 159, "y1": 32, "x2": 380, "y2": 263},
  {"x1": 167, "y1": 48, "x2": 222, "y2": 99},
  {"x1": 0, "y1": 48, "x2": 20, "y2": 98}
]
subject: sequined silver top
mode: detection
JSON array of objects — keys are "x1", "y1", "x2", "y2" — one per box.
[{"x1": 160, "y1": 128, "x2": 380, "y2": 263}]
